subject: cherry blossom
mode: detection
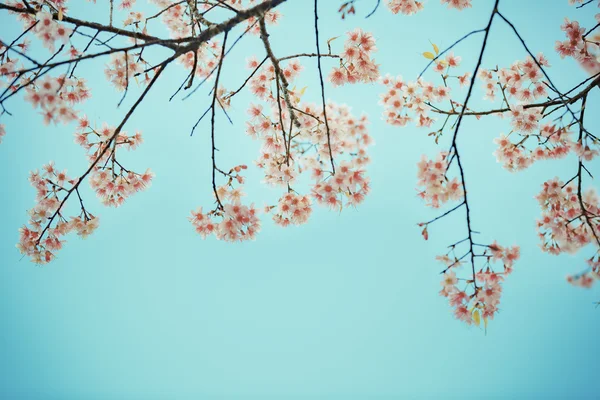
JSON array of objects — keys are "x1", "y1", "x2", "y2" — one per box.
[
  {"x1": 177, "y1": 41, "x2": 222, "y2": 81},
  {"x1": 441, "y1": 0, "x2": 473, "y2": 11},
  {"x1": 536, "y1": 178, "x2": 600, "y2": 258},
  {"x1": 24, "y1": 75, "x2": 90, "y2": 125},
  {"x1": 119, "y1": 0, "x2": 137, "y2": 10},
  {"x1": 33, "y1": 10, "x2": 72, "y2": 52},
  {"x1": 194, "y1": 201, "x2": 261, "y2": 242},
  {"x1": 493, "y1": 123, "x2": 573, "y2": 172},
  {"x1": 379, "y1": 69, "x2": 457, "y2": 128},
  {"x1": 104, "y1": 53, "x2": 145, "y2": 92},
  {"x1": 567, "y1": 271, "x2": 596, "y2": 288},
  {"x1": 123, "y1": 10, "x2": 145, "y2": 27},
  {"x1": 556, "y1": 16, "x2": 600, "y2": 75},
  {"x1": 386, "y1": 0, "x2": 425, "y2": 15},
  {"x1": 438, "y1": 241, "x2": 520, "y2": 325},
  {"x1": 1, "y1": 0, "x2": 600, "y2": 330},
  {"x1": 17, "y1": 163, "x2": 99, "y2": 264},
  {"x1": 328, "y1": 28, "x2": 379, "y2": 87},
  {"x1": 270, "y1": 193, "x2": 312, "y2": 227},
  {"x1": 416, "y1": 152, "x2": 463, "y2": 208},
  {"x1": 386, "y1": 0, "x2": 472, "y2": 15},
  {"x1": 243, "y1": 58, "x2": 373, "y2": 212},
  {"x1": 74, "y1": 118, "x2": 154, "y2": 207},
  {"x1": 380, "y1": 0, "x2": 600, "y2": 325},
  {"x1": 149, "y1": 0, "x2": 191, "y2": 38},
  {"x1": 189, "y1": 165, "x2": 261, "y2": 242},
  {"x1": 186, "y1": 37, "x2": 376, "y2": 242}
]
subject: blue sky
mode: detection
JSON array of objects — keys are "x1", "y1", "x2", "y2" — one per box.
[{"x1": 1, "y1": 0, "x2": 599, "y2": 398}]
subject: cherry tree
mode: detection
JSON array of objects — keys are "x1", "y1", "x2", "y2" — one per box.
[{"x1": 0, "y1": 0, "x2": 598, "y2": 328}]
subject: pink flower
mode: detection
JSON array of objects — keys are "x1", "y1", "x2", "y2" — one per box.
[
  {"x1": 416, "y1": 152, "x2": 463, "y2": 208},
  {"x1": 328, "y1": 29, "x2": 379, "y2": 87},
  {"x1": 445, "y1": 52, "x2": 462, "y2": 67}
]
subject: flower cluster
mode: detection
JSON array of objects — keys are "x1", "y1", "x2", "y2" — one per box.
[
  {"x1": 33, "y1": 11, "x2": 72, "y2": 52},
  {"x1": 507, "y1": 105, "x2": 543, "y2": 133},
  {"x1": 574, "y1": 140, "x2": 600, "y2": 161},
  {"x1": 119, "y1": 0, "x2": 137, "y2": 9},
  {"x1": 386, "y1": 0, "x2": 472, "y2": 15},
  {"x1": 237, "y1": 0, "x2": 281, "y2": 35},
  {"x1": 245, "y1": 58, "x2": 303, "y2": 101},
  {"x1": 567, "y1": 270, "x2": 598, "y2": 288},
  {"x1": 143, "y1": 3, "x2": 233, "y2": 82},
  {"x1": 150, "y1": 0, "x2": 189, "y2": 38},
  {"x1": 123, "y1": 10, "x2": 145, "y2": 27},
  {"x1": 17, "y1": 163, "x2": 100, "y2": 264},
  {"x1": 190, "y1": 202, "x2": 261, "y2": 242},
  {"x1": 386, "y1": 0, "x2": 424, "y2": 15},
  {"x1": 190, "y1": 165, "x2": 261, "y2": 242},
  {"x1": 536, "y1": 177, "x2": 600, "y2": 256},
  {"x1": 379, "y1": 63, "x2": 463, "y2": 128},
  {"x1": 189, "y1": 53, "x2": 374, "y2": 242},
  {"x1": 493, "y1": 123, "x2": 572, "y2": 172},
  {"x1": 556, "y1": 16, "x2": 600, "y2": 76},
  {"x1": 24, "y1": 75, "x2": 91, "y2": 125},
  {"x1": 178, "y1": 41, "x2": 222, "y2": 80},
  {"x1": 310, "y1": 160, "x2": 370, "y2": 210},
  {"x1": 438, "y1": 241, "x2": 520, "y2": 326},
  {"x1": 104, "y1": 52, "x2": 145, "y2": 92},
  {"x1": 1, "y1": 46, "x2": 24, "y2": 137},
  {"x1": 478, "y1": 54, "x2": 550, "y2": 103},
  {"x1": 302, "y1": 104, "x2": 372, "y2": 210},
  {"x1": 440, "y1": 0, "x2": 473, "y2": 10},
  {"x1": 416, "y1": 152, "x2": 462, "y2": 208},
  {"x1": 6, "y1": 1, "x2": 72, "y2": 39},
  {"x1": 270, "y1": 193, "x2": 312, "y2": 227},
  {"x1": 1, "y1": 46, "x2": 21, "y2": 81},
  {"x1": 477, "y1": 55, "x2": 599, "y2": 173},
  {"x1": 75, "y1": 118, "x2": 154, "y2": 207},
  {"x1": 566, "y1": 244, "x2": 600, "y2": 288},
  {"x1": 245, "y1": 58, "x2": 373, "y2": 211},
  {"x1": 148, "y1": 0, "x2": 280, "y2": 38},
  {"x1": 329, "y1": 28, "x2": 379, "y2": 87}
]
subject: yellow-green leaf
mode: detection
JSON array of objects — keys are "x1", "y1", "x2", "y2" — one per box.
[
  {"x1": 422, "y1": 52, "x2": 435, "y2": 60},
  {"x1": 327, "y1": 36, "x2": 340, "y2": 45},
  {"x1": 431, "y1": 42, "x2": 439, "y2": 55},
  {"x1": 472, "y1": 309, "x2": 481, "y2": 327},
  {"x1": 58, "y1": 9, "x2": 64, "y2": 21}
]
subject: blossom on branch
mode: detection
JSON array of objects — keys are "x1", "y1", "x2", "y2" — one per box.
[
  {"x1": 75, "y1": 118, "x2": 154, "y2": 207},
  {"x1": 24, "y1": 75, "x2": 90, "y2": 125},
  {"x1": 416, "y1": 152, "x2": 462, "y2": 208},
  {"x1": 329, "y1": 28, "x2": 379, "y2": 87},
  {"x1": 438, "y1": 240, "x2": 520, "y2": 326},
  {"x1": 17, "y1": 163, "x2": 99, "y2": 264}
]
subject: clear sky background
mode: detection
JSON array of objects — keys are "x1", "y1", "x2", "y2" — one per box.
[{"x1": 1, "y1": 0, "x2": 599, "y2": 398}]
